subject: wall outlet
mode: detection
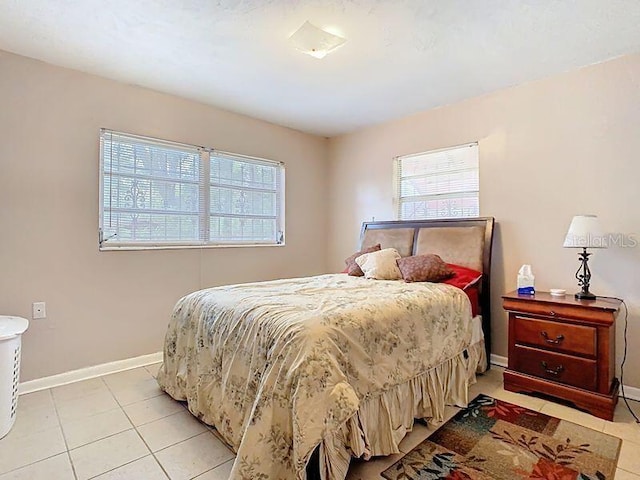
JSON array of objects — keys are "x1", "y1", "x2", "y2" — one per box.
[{"x1": 32, "y1": 302, "x2": 46, "y2": 319}]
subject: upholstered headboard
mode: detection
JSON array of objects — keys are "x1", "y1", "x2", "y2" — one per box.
[{"x1": 359, "y1": 217, "x2": 495, "y2": 363}]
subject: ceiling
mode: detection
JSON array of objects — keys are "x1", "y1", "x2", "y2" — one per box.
[{"x1": 1, "y1": 1, "x2": 640, "y2": 137}]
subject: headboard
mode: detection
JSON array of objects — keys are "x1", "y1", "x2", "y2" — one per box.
[{"x1": 359, "y1": 217, "x2": 495, "y2": 365}]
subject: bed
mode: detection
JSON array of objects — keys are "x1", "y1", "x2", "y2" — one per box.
[{"x1": 157, "y1": 217, "x2": 495, "y2": 480}]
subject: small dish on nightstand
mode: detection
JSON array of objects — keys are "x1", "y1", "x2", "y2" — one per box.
[{"x1": 550, "y1": 289, "x2": 566, "y2": 297}]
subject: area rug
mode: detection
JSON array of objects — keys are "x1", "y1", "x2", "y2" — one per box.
[{"x1": 382, "y1": 394, "x2": 621, "y2": 480}]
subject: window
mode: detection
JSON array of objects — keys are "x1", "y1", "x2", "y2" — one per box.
[
  {"x1": 209, "y1": 152, "x2": 283, "y2": 245},
  {"x1": 99, "y1": 130, "x2": 284, "y2": 249},
  {"x1": 394, "y1": 143, "x2": 479, "y2": 220}
]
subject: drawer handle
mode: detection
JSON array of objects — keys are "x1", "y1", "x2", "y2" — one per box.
[
  {"x1": 540, "y1": 331, "x2": 564, "y2": 345},
  {"x1": 541, "y1": 361, "x2": 564, "y2": 376},
  {"x1": 549, "y1": 310, "x2": 556, "y2": 317}
]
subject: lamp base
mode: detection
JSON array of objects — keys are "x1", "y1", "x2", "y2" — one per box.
[
  {"x1": 573, "y1": 248, "x2": 597, "y2": 301},
  {"x1": 575, "y1": 291, "x2": 596, "y2": 300}
]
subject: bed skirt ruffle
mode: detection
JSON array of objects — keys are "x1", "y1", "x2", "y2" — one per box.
[{"x1": 317, "y1": 339, "x2": 487, "y2": 480}]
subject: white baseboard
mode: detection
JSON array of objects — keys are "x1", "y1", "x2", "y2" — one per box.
[
  {"x1": 619, "y1": 384, "x2": 640, "y2": 402},
  {"x1": 490, "y1": 354, "x2": 508, "y2": 368},
  {"x1": 490, "y1": 353, "x2": 640, "y2": 401},
  {"x1": 19, "y1": 351, "x2": 163, "y2": 395}
]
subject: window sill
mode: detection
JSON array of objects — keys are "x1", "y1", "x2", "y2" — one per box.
[{"x1": 99, "y1": 243, "x2": 286, "y2": 252}]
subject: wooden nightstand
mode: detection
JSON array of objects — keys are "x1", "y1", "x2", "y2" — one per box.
[{"x1": 502, "y1": 291, "x2": 621, "y2": 420}]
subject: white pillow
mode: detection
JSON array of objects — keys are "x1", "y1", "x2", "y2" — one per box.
[{"x1": 355, "y1": 248, "x2": 402, "y2": 280}]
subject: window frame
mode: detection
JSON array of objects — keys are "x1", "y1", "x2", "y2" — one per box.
[
  {"x1": 393, "y1": 142, "x2": 479, "y2": 221},
  {"x1": 98, "y1": 129, "x2": 285, "y2": 251}
]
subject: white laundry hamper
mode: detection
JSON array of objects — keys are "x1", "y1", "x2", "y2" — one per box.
[{"x1": 0, "y1": 316, "x2": 29, "y2": 439}]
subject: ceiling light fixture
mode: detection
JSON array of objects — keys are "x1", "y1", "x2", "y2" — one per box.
[{"x1": 289, "y1": 21, "x2": 346, "y2": 59}]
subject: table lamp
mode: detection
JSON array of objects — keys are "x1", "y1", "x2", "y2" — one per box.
[{"x1": 563, "y1": 215, "x2": 606, "y2": 300}]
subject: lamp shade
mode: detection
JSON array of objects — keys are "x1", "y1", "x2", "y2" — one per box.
[{"x1": 563, "y1": 215, "x2": 607, "y2": 248}]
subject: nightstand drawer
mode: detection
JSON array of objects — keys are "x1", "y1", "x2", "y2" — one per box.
[
  {"x1": 513, "y1": 345, "x2": 597, "y2": 390},
  {"x1": 503, "y1": 291, "x2": 621, "y2": 420},
  {"x1": 513, "y1": 316, "x2": 596, "y2": 357}
]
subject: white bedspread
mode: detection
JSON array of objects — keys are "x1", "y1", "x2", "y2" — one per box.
[{"x1": 157, "y1": 274, "x2": 473, "y2": 480}]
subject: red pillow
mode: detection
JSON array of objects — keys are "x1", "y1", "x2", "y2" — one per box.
[
  {"x1": 442, "y1": 264, "x2": 483, "y2": 317},
  {"x1": 442, "y1": 264, "x2": 483, "y2": 290},
  {"x1": 465, "y1": 284, "x2": 480, "y2": 317}
]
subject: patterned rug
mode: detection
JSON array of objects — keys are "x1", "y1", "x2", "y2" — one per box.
[{"x1": 382, "y1": 394, "x2": 621, "y2": 480}]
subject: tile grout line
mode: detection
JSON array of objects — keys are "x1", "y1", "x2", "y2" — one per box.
[
  {"x1": 134, "y1": 413, "x2": 215, "y2": 450},
  {"x1": 145, "y1": 440, "x2": 174, "y2": 480},
  {"x1": 54, "y1": 369, "x2": 161, "y2": 477},
  {"x1": 49, "y1": 387, "x2": 80, "y2": 480},
  {"x1": 115, "y1": 364, "x2": 237, "y2": 464},
  {"x1": 0, "y1": 390, "x2": 75, "y2": 477},
  {"x1": 101, "y1": 368, "x2": 160, "y2": 407},
  {"x1": 58, "y1": 429, "x2": 153, "y2": 477},
  {"x1": 618, "y1": 466, "x2": 640, "y2": 476},
  {"x1": 121, "y1": 402, "x2": 186, "y2": 428},
  {"x1": 65, "y1": 428, "x2": 140, "y2": 453},
  {"x1": 103, "y1": 370, "x2": 178, "y2": 427},
  {"x1": 59, "y1": 376, "x2": 127, "y2": 442},
  {"x1": 109, "y1": 370, "x2": 174, "y2": 480},
  {"x1": 0, "y1": 451, "x2": 70, "y2": 478},
  {"x1": 179, "y1": 431, "x2": 238, "y2": 478},
  {"x1": 53, "y1": 377, "x2": 144, "y2": 479},
  {"x1": 158, "y1": 388, "x2": 238, "y2": 478},
  {"x1": 133, "y1": 428, "x2": 221, "y2": 480},
  {"x1": 117, "y1": 390, "x2": 165, "y2": 408},
  {"x1": 84, "y1": 453, "x2": 151, "y2": 480},
  {"x1": 67, "y1": 376, "x2": 146, "y2": 479},
  {"x1": 54, "y1": 377, "x2": 121, "y2": 425},
  {"x1": 139, "y1": 428, "x2": 235, "y2": 480},
  {"x1": 191, "y1": 458, "x2": 235, "y2": 480}
]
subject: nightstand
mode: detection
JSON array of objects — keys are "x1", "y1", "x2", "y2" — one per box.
[{"x1": 502, "y1": 291, "x2": 621, "y2": 420}]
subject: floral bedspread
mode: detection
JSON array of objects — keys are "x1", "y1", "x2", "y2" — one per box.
[{"x1": 157, "y1": 274, "x2": 473, "y2": 480}]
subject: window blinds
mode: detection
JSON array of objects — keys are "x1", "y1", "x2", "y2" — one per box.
[
  {"x1": 209, "y1": 152, "x2": 283, "y2": 244},
  {"x1": 394, "y1": 143, "x2": 479, "y2": 220},
  {"x1": 99, "y1": 130, "x2": 284, "y2": 248}
]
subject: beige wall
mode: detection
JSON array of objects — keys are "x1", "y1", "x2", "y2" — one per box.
[
  {"x1": 0, "y1": 51, "x2": 329, "y2": 381},
  {"x1": 327, "y1": 53, "x2": 640, "y2": 387},
  {"x1": 3, "y1": 47, "x2": 640, "y2": 388}
]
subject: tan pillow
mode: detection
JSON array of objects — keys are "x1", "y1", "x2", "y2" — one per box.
[
  {"x1": 355, "y1": 248, "x2": 402, "y2": 280},
  {"x1": 396, "y1": 254, "x2": 455, "y2": 283},
  {"x1": 344, "y1": 244, "x2": 381, "y2": 276}
]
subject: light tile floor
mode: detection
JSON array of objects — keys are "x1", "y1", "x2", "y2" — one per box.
[{"x1": 1, "y1": 364, "x2": 639, "y2": 479}]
